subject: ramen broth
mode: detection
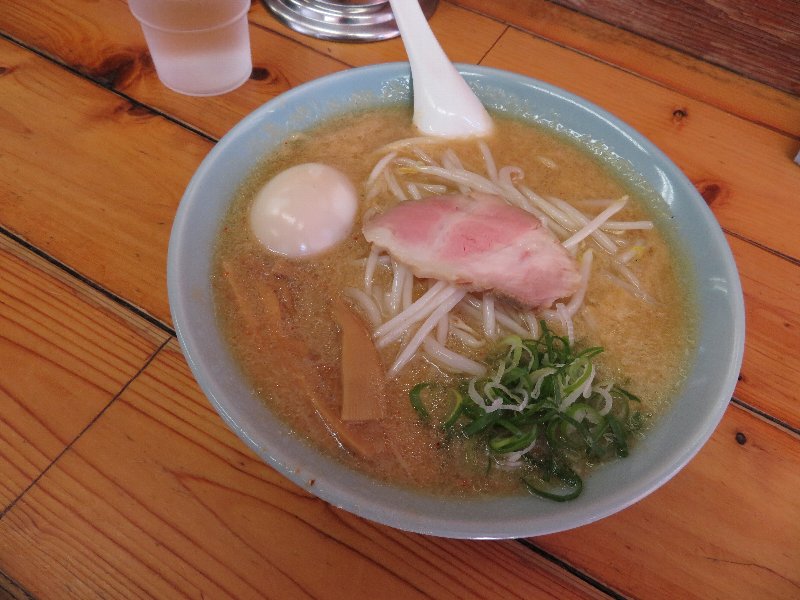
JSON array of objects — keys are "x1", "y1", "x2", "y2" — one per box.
[{"x1": 212, "y1": 107, "x2": 695, "y2": 497}]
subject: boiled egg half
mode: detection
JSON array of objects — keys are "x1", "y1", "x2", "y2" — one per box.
[{"x1": 249, "y1": 163, "x2": 358, "y2": 258}]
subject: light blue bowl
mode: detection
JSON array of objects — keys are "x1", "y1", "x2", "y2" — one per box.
[{"x1": 167, "y1": 63, "x2": 745, "y2": 539}]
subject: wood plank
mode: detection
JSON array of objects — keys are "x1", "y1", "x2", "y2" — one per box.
[
  {"x1": 534, "y1": 405, "x2": 800, "y2": 599},
  {"x1": 0, "y1": 235, "x2": 166, "y2": 512},
  {"x1": 453, "y1": 0, "x2": 800, "y2": 137},
  {"x1": 0, "y1": 37, "x2": 210, "y2": 324},
  {"x1": 249, "y1": 1, "x2": 507, "y2": 67},
  {"x1": 480, "y1": 27, "x2": 800, "y2": 261},
  {"x1": 0, "y1": 0, "x2": 349, "y2": 139},
  {"x1": 0, "y1": 340, "x2": 607, "y2": 600},
  {"x1": 0, "y1": 570, "x2": 32, "y2": 600},
  {"x1": 549, "y1": 0, "x2": 800, "y2": 96},
  {"x1": 731, "y1": 234, "x2": 800, "y2": 430}
]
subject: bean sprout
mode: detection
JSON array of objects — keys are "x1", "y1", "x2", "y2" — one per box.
[
  {"x1": 366, "y1": 151, "x2": 397, "y2": 187},
  {"x1": 353, "y1": 142, "x2": 657, "y2": 377},
  {"x1": 387, "y1": 288, "x2": 466, "y2": 377},
  {"x1": 562, "y1": 196, "x2": 627, "y2": 250},
  {"x1": 422, "y1": 336, "x2": 485, "y2": 376},
  {"x1": 374, "y1": 280, "x2": 451, "y2": 346},
  {"x1": 479, "y1": 141, "x2": 499, "y2": 183},
  {"x1": 482, "y1": 292, "x2": 497, "y2": 339}
]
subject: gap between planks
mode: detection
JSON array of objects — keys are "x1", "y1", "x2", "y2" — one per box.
[
  {"x1": 0, "y1": 226, "x2": 174, "y2": 522},
  {"x1": 0, "y1": 569, "x2": 35, "y2": 600},
  {"x1": 516, "y1": 539, "x2": 628, "y2": 600},
  {"x1": 725, "y1": 229, "x2": 800, "y2": 269},
  {"x1": 0, "y1": 336, "x2": 172, "y2": 522},
  {"x1": 496, "y1": 20, "x2": 800, "y2": 143},
  {"x1": 450, "y1": 0, "x2": 800, "y2": 140},
  {"x1": 0, "y1": 226, "x2": 175, "y2": 337},
  {"x1": 731, "y1": 399, "x2": 800, "y2": 438},
  {"x1": 0, "y1": 30, "x2": 217, "y2": 146}
]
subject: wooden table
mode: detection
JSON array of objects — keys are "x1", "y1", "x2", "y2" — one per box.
[{"x1": 1, "y1": 1, "x2": 798, "y2": 598}]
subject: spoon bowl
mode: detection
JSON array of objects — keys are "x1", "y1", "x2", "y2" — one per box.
[{"x1": 388, "y1": 0, "x2": 493, "y2": 137}]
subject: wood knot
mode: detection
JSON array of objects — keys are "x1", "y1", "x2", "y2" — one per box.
[
  {"x1": 735, "y1": 432, "x2": 747, "y2": 445},
  {"x1": 249, "y1": 65, "x2": 288, "y2": 88},
  {"x1": 672, "y1": 108, "x2": 688, "y2": 121},
  {"x1": 127, "y1": 103, "x2": 152, "y2": 118},
  {"x1": 250, "y1": 66, "x2": 271, "y2": 81},
  {"x1": 111, "y1": 100, "x2": 153, "y2": 120},
  {"x1": 0, "y1": 66, "x2": 8, "y2": 76},
  {"x1": 91, "y1": 51, "x2": 144, "y2": 88},
  {"x1": 695, "y1": 180, "x2": 727, "y2": 206}
]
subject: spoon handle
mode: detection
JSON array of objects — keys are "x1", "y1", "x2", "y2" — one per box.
[{"x1": 389, "y1": 0, "x2": 493, "y2": 138}]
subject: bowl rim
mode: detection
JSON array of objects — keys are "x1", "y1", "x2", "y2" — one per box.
[{"x1": 167, "y1": 62, "x2": 746, "y2": 539}]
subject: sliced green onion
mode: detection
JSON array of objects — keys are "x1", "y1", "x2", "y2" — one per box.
[
  {"x1": 409, "y1": 382, "x2": 431, "y2": 421},
  {"x1": 408, "y1": 324, "x2": 641, "y2": 502},
  {"x1": 615, "y1": 386, "x2": 641, "y2": 403},
  {"x1": 442, "y1": 389, "x2": 464, "y2": 428},
  {"x1": 565, "y1": 402, "x2": 603, "y2": 425},
  {"x1": 521, "y1": 464, "x2": 583, "y2": 502},
  {"x1": 606, "y1": 414, "x2": 629, "y2": 457},
  {"x1": 463, "y1": 410, "x2": 500, "y2": 436},
  {"x1": 490, "y1": 424, "x2": 538, "y2": 453}
]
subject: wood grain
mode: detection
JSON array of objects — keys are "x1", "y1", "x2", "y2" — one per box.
[
  {"x1": 0, "y1": 235, "x2": 166, "y2": 512},
  {"x1": 0, "y1": 340, "x2": 607, "y2": 600},
  {"x1": 535, "y1": 405, "x2": 800, "y2": 599},
  {"x1": 0, "y1": 571, "x2": 30, "y2": 600},
  {"x1": 0, "y1": 37, "x2": 210, "y2": 325},
  {"x1": 548, "y1": 0, "x2": 800, "y2": 96},
  {"x1": 0, "y1": 0, "x2": 349, "y2": 140},
  {"x1": 0, "y1": 0, "x2": 505, "y2": 141},
  {"x1": 453, "y1": 0, "x2": 800, "y2": 137},
  {"x1": 730, "y1": 234, "x2": 800, "y2": 430},
  {"x1": 481, "y1": 27, "x2": 800, "y2": 261}
]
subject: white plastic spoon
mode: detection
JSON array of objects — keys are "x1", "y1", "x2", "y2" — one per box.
[{"x1": 389, "y1": 0, "x2": 493, "y2": 138}]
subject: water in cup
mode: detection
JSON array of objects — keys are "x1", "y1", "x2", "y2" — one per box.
[{"x1": 129, "y1": 0, "x2": 252, "y2": 97}]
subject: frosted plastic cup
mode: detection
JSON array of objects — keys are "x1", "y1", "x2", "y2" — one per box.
[{"x1": 129, "y1": 0, "x2": 252, "y2": 96}]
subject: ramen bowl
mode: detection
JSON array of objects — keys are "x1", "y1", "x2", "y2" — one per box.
[{"x1": 167, "y1": 63, "x2": 745, "y2": 539}]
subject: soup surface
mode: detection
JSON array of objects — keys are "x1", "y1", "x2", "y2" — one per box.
[{"x1": 212, "y1": 107, "x2": 696, "y2": 498}]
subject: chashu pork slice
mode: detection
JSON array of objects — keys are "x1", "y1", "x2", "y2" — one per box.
[{"x1": 363, "y1": 193, "x2": 580, "y2": 309}]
